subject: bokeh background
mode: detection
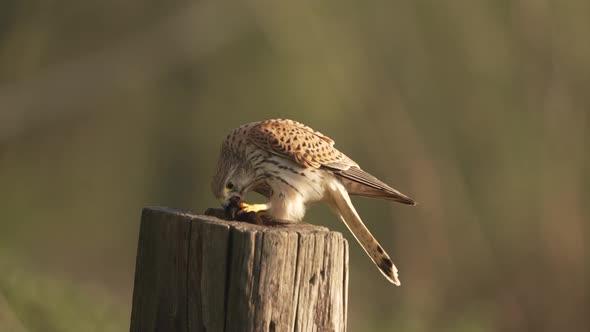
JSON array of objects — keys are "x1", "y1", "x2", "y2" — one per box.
[{"x1": 1, "y1": 0, "x2": 589, "y2": 331}]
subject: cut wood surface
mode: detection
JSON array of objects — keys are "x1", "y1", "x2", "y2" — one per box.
[{"x1": 130, "y1": 206, "x2": 349, "y2": 332}]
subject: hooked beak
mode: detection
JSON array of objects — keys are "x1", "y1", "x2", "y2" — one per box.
[{"x1": 222, "y1": 195, "x2": 242, "y2": 220}]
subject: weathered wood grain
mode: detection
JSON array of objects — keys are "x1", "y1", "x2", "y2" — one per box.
[
  {"x1": 130, "y1": 206, "x2": 348, "y2": 332},
  {"x1": 129, "y1": 207, "x2": 191, "y2": 332}
]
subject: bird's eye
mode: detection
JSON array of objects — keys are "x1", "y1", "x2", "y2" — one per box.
[{"x1": 226, "y1": 182, "x2": 235, "y2": 190}]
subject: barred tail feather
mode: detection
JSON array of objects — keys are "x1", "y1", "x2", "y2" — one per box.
[{"x1": 327, "y1": 180, "x2": 401, "y2": 286}]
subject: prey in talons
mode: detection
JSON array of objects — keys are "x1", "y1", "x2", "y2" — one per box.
[
  {"x1": 223, "y1": 196, "x2": 270, "y2": 225},
  {"x1": 223, "y1": 197, "x2": 292, "y2": 226}
]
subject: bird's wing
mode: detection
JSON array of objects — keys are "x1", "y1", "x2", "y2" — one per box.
[
  {"x1": 248, "y1": 119, "x2": 357, "y2": 169},
  {"x1": 326, "y1": 180, "x2": 401, "y2": 285},
  {"x1": 337, "y1": 167, "x2": 416, "y2": 205},
  {"x1": 249, "y1": 119, "x2": 415, "y2": 204}
]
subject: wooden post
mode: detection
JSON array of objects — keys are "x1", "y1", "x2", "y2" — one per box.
[{"x1": 130, "y1": 206, "x2": 349, "y2": 332}]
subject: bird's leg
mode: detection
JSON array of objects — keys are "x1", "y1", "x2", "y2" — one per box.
[
  {"x1": 230, "y1": 201, "x2": 272, "y2": 225},
  {"x1": 240, "y1": 201, "x2": 297, "y2": 225},
  {"x1": 239, "y1": 202, "x2": 271, "y2": 213}
]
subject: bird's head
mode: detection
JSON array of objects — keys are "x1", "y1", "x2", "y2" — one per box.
[{"x1": 211, "y1": 148, "x2": 255, "y2": 209}]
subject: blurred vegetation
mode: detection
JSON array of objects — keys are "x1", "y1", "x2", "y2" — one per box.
[
  {"x1": 1, "y1": 0, "x2": 589, "y2": 331},
  {"x1": 0, "y1": 254, "x2": 126, "y2": 332}
]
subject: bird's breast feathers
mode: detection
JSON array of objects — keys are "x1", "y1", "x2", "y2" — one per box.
[{"x1": 252, "y1": 155, "x2": 331, "y2": 221}]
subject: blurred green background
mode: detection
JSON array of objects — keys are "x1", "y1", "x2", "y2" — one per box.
[{"x1": 1, "y1": 0, "x2": 589, "y2": 331}]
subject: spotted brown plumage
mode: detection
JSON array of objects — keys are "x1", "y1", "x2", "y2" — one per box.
[
  {"x1": 249, "y1": 119, "x2": 353, "y2": 168},
  {"x1": 211, "y1": 118, "x2": 416, "y2": 286}
]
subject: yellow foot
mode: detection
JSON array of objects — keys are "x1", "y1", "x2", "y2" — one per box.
[{"x1": 239, "y1": 202, "x2": 270, "y2": 213}]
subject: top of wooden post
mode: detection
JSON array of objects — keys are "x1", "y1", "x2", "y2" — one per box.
[{"x1": 140, "y1": 205, "x2": 342, "y2": 239}]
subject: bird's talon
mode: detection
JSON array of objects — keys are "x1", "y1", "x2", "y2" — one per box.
[{"x1": 239, "y1": 202, "x2": 269, "y2": 213}]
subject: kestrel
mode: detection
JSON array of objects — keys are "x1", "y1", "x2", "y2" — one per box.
[{"x1": 211, "y1": 119, "x2": 415, "y2": 285}]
